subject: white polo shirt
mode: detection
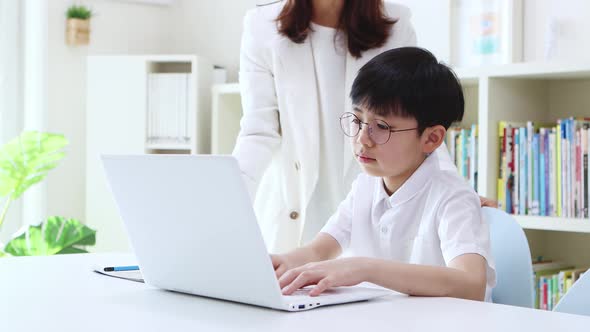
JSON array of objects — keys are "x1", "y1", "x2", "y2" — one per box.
[{"x1": 321, "y1": 152, "x2": 497, "y2": 301}]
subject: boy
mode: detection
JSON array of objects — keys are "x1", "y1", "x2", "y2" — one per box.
[{"x1": 272, "y1": 47, "x2": 496, "y2": 301}]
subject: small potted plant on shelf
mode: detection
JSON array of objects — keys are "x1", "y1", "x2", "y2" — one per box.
[{"x1": 66, "y1": 4, "x2": 93, "y2": 46}]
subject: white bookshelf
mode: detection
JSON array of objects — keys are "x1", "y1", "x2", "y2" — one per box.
[
  {"x1": 85, "y1": 55, "x2": 212, "y2": 252},
  {"x1": 455, "y1": 62, "x2": 590, "y2": 268}
]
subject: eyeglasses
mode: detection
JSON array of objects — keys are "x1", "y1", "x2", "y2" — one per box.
[{"x1": 339, "y1": 112, "x2": 418, "y2": 145}]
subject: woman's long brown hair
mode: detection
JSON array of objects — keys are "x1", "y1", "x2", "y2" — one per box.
[{"x1": 275, "y1": 0, "x2": 396, "y2": 58}]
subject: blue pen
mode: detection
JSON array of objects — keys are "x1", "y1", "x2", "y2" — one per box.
[{"x1": 103, "y1": 265, "x2": 140, "y2": 272}]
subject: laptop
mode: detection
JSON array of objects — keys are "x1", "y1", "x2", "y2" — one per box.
[{"x1": 101, "y1": 154, "x2": 390, "y2": 311}]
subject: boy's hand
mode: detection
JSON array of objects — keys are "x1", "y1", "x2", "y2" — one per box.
[
  {"x1": 279, "y1": 258, "x2": 367, "y2": 296},
  {"x1": 271, "y1": 250, "x2": 314, "y2": 279}
]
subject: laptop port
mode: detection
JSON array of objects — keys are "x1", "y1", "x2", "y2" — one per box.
[{"x1": 298, "y1": 304, "x2": 305, "y2": 309}]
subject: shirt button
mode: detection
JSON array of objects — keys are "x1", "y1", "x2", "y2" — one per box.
[
  {"x1": 290, "y1": 211, "x2": 299, "y2": 220},
  {"x1": 294, "y1": 162, "x2": 300, "y2": 171},
  {"x1": 381, "y1": 226, "x2": 388, "y2": 234}
]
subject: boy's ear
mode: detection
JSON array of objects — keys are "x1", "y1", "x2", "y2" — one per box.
[{"x1": 421, "y1": 125, "x2": 446, "y2": 154}]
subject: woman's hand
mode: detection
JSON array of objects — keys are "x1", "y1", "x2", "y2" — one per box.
[
  {"x1": 279, "y1": 258, "x2": 368, "y2": 296},
  {"x1": 479, "y1": 196, "x2": 498, "y2": 208}
]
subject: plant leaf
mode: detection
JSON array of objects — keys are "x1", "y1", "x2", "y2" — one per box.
[
  {"x1": 4, "y1": 216, "x2": 96, "y2": 256},
  {"x1": 56, "y1": 247, "x2": 88, "y2": 254},
  {"x1": 0, "y1": 131, "x2": 68, "y2": 201},
  {"x1": 66, "y1": 5, "x2": 93, "y2": 19}
]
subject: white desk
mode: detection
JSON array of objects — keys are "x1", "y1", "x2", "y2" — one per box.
[{"x1": 1, "y1": 253, "x2": 588, "y2": 331}]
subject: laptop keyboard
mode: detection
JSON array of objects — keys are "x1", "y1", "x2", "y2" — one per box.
[
  {"x1": 288, "y1": 289, "x2": 312, "y2": 296},
  {"x1": 285, "y1": 288, "x2": 335, "y2": 297}
]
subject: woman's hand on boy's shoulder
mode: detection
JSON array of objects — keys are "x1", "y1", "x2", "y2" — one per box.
[
  {"x1": 479, "y1": 196, "x2": 498, "y2": 208},
  {"x1": 279, "y1": 257, "x2": 369, "y2": 297}
]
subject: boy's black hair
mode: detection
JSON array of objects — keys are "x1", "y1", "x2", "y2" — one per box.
[{"x1": 350, "y1": 47, "x2": 464, "y2": 134}]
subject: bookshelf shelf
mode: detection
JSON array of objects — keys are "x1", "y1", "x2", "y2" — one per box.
[
  {"x1": 515, "y1": 216, "x2": 590, "y2": 233},
  {"x1": 145, "y1": 143, "x2": 192, "y2": 151},
  {"x1": 212, "y1": 83, "x2": 239, "y2": 94}
]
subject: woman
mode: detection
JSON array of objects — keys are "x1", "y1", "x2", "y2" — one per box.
[{"x1": 233, "y1": 0, "x2": 492, "y2": 254}]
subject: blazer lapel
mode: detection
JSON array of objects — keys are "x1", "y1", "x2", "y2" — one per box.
[{"x1": 276, "y1": 36, "x2": 320, "y2": 201}]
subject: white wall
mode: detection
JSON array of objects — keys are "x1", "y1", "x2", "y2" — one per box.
[
  {"x1": 523, "y1": 0, "x2": 590, "y2": 62},
  {"x1": 167, "y1": 0, "x2": 257, "y2": 82},
  {"x1": 397, "y1": 0, "x2": 590, "y2": 65},
  {"x1": 45, "y1": 0, "x2": 175, "y2": 226}
]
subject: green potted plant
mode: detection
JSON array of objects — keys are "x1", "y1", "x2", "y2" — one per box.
[
  {"x1": 66, "y1": 4, "x2": 93, "y2": 46},
  {"x1": 0, "y1": 131, "x2": 96, "y2": 257}
]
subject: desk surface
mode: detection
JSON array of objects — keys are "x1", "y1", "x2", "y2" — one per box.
[{"x1": 1, "y1": 253, "x2": 589, "y2": 331}]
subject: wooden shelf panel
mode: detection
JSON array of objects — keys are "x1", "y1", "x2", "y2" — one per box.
[
  {"x1": 455, "y1": 62, "x2": 590, "y2": 80},
  {"x1": 145, "y1": 143, "x2": 192, "y2": 151},
  {"x1": 514, "y1": 215, "x2": 590, "y2": 233},
  {"x1": 212, "y1": 83, "x2": 240, "y2": 95}
]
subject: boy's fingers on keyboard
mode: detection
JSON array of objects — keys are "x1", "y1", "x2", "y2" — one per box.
[
  {"x1": 309, "y1": 278, "x2": 331, "y2": 296},
  {"x1": 278, "y1": 266, "x2": 307, "y2": 288},
  {"x1": 278, "y1": 269, "x2": 297, "y2": 289},
  {"x1": 282, "y1": 271, "x2": 320, "y2": 295},
  {"x1": 275, "y1": 265, "x2": 287, "y2": 279}
]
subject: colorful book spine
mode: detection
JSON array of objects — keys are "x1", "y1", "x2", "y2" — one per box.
[
  {"x1": 545, "y1": 130, "x2": 551, "y2": 216},
  {"x1": 498, "y1": 122, "x2": 507, "y2": 211},
  {"x1": 555, "y1": 120, "x2": 563, "y2": 217},
  {"x1": 540, "y1": 128, "x2": 546, "y2": 216},
  {"x1": 561, "y1": 120, "x2": 568, "y2": 217},
  {"x1": 461, "y1": 128, "x2": 468, "y2": 179},
  {"x1": 512, "y1": 128, "x2": 522, "y2": 214},
  {"x1": 519, "y1": 127, "x2": 527, "y2": 215},
  {"x1": 527, "y1": 121, "x2": 534, "y2": 215},
  {"x1": 470, "y1": 124, "x2": 478, "y2": 191},
  {"x1": 584, "y1": 124, "x2": 589, "y2": 218},
  {"x1": 532, "y1": 133, "x2": 540, "y2": 215},
  {"x1": 506, "y1": 125, "x2": 514, "y2": 213},
  {"x1": 549, "y1": 128, "x2": 557, "y2": 216},
  {"x1": 567, "y1": 118, "x2": 576, "y2": 218},
  {"x1": 574, "y1": 129, "x2": 584, "y2": 218}
]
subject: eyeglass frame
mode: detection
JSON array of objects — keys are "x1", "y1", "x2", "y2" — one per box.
[{"x1": 339, "y1": 112, "x2": 419, "y2": 145}]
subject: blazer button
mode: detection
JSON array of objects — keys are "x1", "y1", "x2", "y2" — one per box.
[{"x1": 289, "y1": 211, "x2": 299, "y2": 220}]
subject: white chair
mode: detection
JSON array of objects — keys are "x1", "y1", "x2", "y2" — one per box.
[{"x1": 482, "y1": 207, "x2": 535, "y2": 308}]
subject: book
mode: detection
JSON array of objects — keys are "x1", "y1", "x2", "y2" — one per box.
[
  {"x1": 527, "y1": 121, "x2": 534, "y2": 215},
  {"x1": 514, "y1": 129, "x2": 520, "y2": 214},
  {"x1": 586, "y1": 125, "x2": 590, "y2": 218},
  {"x1": 519, "y1": 127, "x2": 527, "y2": 215},
  {"x1": 549, "y1": 128, "x2": 556, "y2": 216},
  {"x1": 540, "y1": 128, "x2": 546, "y2": 216},
  {"x1": 470, "y1": 124, "x2": 478, "y2": 191},
  {"x1": 557, "y1": 121, "x2": 562, "y2": 217},
  {"x1": 532, "y1": 133, "x2": 540, "y2": 215}
]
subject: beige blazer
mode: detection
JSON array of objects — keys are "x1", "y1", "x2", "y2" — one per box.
[{"x1": 233, "y1": 1, "x2": 418, "y2": 253}]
